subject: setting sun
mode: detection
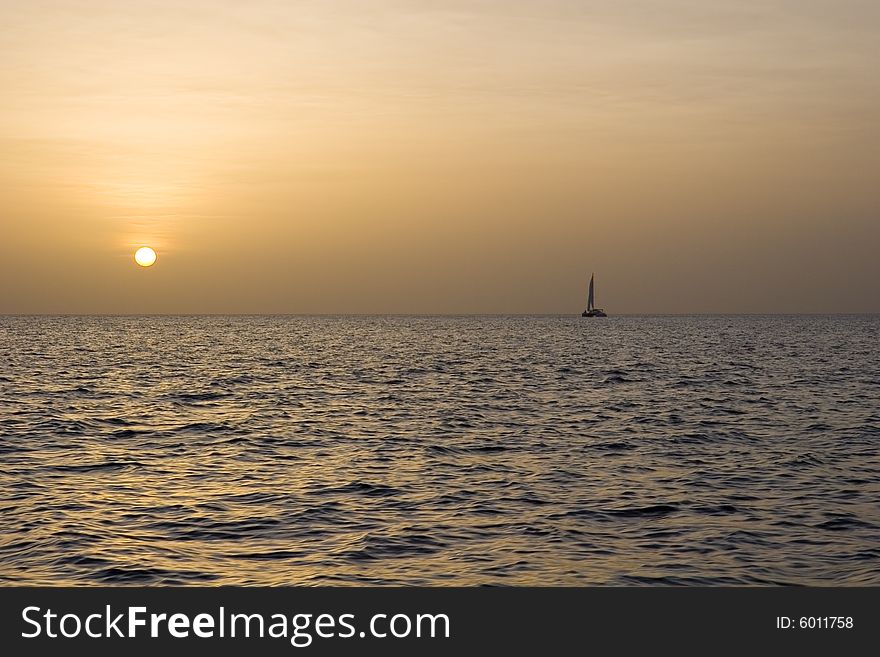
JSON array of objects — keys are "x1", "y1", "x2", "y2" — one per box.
[{"x1": 134, "y1": 247, "x2": 157, "y2": 267}]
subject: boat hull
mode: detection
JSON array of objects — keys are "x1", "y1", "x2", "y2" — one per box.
[{"x1": 581, "y1": 309, "x2": 607, "y2": 317}]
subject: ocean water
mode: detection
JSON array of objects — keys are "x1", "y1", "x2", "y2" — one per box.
[{"x1": 0, "y1": 315, "x2": 878, "y2": 586}]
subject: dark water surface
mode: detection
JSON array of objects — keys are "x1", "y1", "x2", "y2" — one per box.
[{"x1": 1, "y1": 315, "x2": 878, "y2": 585}]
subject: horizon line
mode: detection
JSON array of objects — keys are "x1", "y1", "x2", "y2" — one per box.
[{"x1": 2, "y1": 312, "x2": 878, "y2": 318}]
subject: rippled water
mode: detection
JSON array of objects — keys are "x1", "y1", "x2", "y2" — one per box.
[{"x1": 1, "y1": 315, "x2": 878, "y2": 585}]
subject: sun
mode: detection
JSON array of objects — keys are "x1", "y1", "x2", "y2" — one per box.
[{"x1": 134, "y1": 246, "x2": 157, "y2": 267}]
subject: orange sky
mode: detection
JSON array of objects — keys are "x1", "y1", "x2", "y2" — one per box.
[{"x1": 1, "y1": 0, "x2": 878, "y2": 313}]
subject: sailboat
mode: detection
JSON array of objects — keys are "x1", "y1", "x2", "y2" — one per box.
[{"x1": 581, "y1": 273, "x2": 607, "y2": 317}]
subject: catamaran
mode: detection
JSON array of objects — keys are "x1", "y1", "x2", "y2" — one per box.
[{"x1": 581, "y1": 273, "x2": 607, "y2": 317}]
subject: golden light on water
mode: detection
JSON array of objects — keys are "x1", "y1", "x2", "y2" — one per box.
[{"x1": 134, "y1": 247, "x2": 157, "y2": 268}]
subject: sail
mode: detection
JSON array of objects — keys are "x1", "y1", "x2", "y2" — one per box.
[{"x1": 587, "y1": 274, "x2": 594, "y2": 311}]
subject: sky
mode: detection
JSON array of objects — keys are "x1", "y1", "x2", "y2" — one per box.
[{"x1": 1, "y1": 0, "x2": 878, "y2": 314}]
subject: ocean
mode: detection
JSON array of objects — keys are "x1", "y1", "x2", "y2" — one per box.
[{"x1": 1, "y1": 315, "x2": 878, "y2": 585}]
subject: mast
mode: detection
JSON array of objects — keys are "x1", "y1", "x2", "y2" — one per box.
[{"x1": 587, "y1": 273, "x2": 595, "y2": 311}]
